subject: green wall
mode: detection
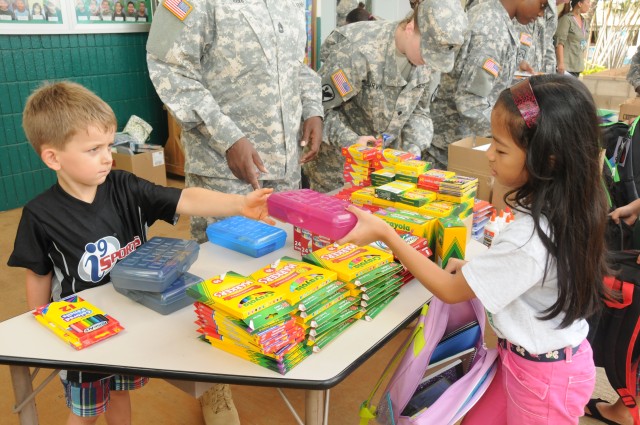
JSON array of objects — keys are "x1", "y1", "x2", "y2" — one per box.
[{"x1": 0, "y1": 32, "x2": 166, "y2": 211}]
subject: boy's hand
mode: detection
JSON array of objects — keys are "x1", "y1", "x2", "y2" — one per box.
[
  {"x1": 337, "y1": 205, "x2": 391, "y2": 246},
  {"x1": 609, "y1": 204, "x2": 639, "y2": 226},
  {"x1": 241, "y1": 188, "x2": 276, "y2": 225}
]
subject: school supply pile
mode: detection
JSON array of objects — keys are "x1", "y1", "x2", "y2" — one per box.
[
  {"x1": 33, "y1": 294, "x2": 124, "y2": 350},
  {"x1": 303, "y1": 243, "x2": 402, "y2": 324},
  {"x1": 205, "y1": 216, "x2": 287, "y2": 258},
  {"x1": 187, "y1": 271, "x2": 309, "y2": 374},
  {"x1": 110, "y1": 237, "x2": 202, "y2": 315},
  {"x1": 370, "y1": 232, "x2": 433, "y2": 284},
  {"x1": 359, "y1": 297, "x2": 498, "y2": 425}
]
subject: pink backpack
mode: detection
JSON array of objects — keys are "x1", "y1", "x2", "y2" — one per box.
[{"x1": 359, "y1": 298, "x2": 498, "y2": 425}]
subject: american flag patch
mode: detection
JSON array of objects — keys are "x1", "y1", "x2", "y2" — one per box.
[
  {"x1": 520, "y1": 32, "x2": 533, "y2": 46},
  {"x1": 331, "y1": 70, "x2": 353, "y2": 97},
  {"x1": 482, "y1": 58, "x2": 500, "y2": 78},
  {"x1": 164, "y1": 0, "x2": 192, "y2": 21}
]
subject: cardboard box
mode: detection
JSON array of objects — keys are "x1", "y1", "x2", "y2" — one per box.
[
  {"x1": 619, "y1": 96, "x2": 640, "y2": 122},
  {"x1": 447, "y1": 137, "x2": 511, "y2": 211},
  {"x1": 112, "y1": 147, "x2": 167, "y2": 186},
  {"x1": 581, "y1": 66, "x2": 635, "y2": 112}
]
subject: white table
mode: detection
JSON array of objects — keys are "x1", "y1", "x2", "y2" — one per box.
[{"x1": 0, "y1": 226, "x2": 486, "y2": 425}]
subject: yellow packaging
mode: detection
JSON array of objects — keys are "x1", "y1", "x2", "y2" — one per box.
[
  {"x1": 419, "y1": 201, "x2": 456, "y2": 218},
  {"x1": 341, "y1": 145, "x2": 379, "y2": 161},
  {"x1": 190, "y1": 272, "x2": 285, "y2": 321},
  {"x1": 436, "y1": 217, "x2": 467, "y2": 268},
  {"x1": 351, "y1": 187, "x2": 377, "y2": 206},
  {"x1": 394, "y1": 159, "x2": 431, "y2": 177},
  {"x1": 303, "y1": 243, "x2": 393, "y2": 282},
  {"x1": 375, "y1": 148, "x2": 415, "y2": 165},
  {"x1": 250, "y1": 257, "x2": 338, "y2": 305},
  {"x1": 375, "y1": 181, "x2": 416, "y2": 201},
  {"x1": 397, "y1": 188, "x2": 437, "y2": 207},
  {"x1": 372, "y1": 196, "x2": 396, "y2": 208},
  {"x1": 374, "y1": 209, "x2": 431, "y2": 237},
  {"x1": 436, "y1": 189, "x2": 477, "y2": 204}
]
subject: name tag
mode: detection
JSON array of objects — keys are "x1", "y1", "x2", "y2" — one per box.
[
  {"x1": 89, "y1": 15, "x2": 100, "y2": 20},
  {"x1": 78, "y1": 15, "x2": 88, "y2": 21},
  {"x1": 115, "y1": 16, "x2": 123, "y2": 21},
  {"x1": 48, "y1": 16, "x2": 58, "y2": 22},
  {"x1": 17, "y1": 15, "x2": 29, "y2": 21},
  {"x1": 126, "y1": 16, "x2": 136, "y2": 22}
]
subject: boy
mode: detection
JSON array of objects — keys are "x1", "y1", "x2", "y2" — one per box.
[{"x1": 8, "y1": 81, "x2": 274, "y2": 425}]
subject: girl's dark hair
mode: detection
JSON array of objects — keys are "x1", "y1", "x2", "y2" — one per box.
[
  {"x1": 494, "y1": 74, "x2": 607, "y2": 328},
  {"x1": 570, "y1": 0, "x2": 582, "y2": 8}
]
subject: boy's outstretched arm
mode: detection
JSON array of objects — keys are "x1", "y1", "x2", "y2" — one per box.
[
  {"x1": 337, "y1": 205, "x2": 476, "y2": 304},
  {"x1": 26, "y1": 269, "x2": 53, "y2": 310},
  {"x1": 609, "y1": 198, "x2": 640, "y2": 226},
  {"x1": 176, "y1": 187, "x2": 275, "y2": 224}
]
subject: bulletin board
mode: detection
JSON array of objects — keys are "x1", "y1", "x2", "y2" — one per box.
[{"x1": 0, "y1": 0, "x2": 152, "y2": 34}]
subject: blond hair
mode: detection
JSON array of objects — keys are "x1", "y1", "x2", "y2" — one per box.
[{"x1": 22, "y1": 81, "x2": 117, "y2": 154}]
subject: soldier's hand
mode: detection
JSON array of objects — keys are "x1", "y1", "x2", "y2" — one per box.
[
  {"x1": 635, "y1": 85, "x2": 640, "y2": 96},
  {"x1": 299, "y1": 116, "x2": 323, "y2": 164},
  {"x1": 355, "y1": 136, "x2": 378, "y2": 147},
  {"x1": 519, "y1": 60, "x2": 534, "y2": 74},
  {"x1": 226, "y1": 137, "x2": 267, "y2": 190}
]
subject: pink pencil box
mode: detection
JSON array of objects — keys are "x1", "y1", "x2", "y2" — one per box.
[{"x1": 267, "y1": 189, "x2": 357, "y2": 240}]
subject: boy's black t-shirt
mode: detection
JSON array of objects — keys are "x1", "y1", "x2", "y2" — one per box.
[{"x1": 8, "y1": 170, "x2": 182, "y2": 301}]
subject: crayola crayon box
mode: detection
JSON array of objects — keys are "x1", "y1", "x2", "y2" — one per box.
[
  {"x1": 249, "y1": 257, "x2": 338, "y2": 306},
  {"x1": 187, "y1": 271, "x2": 293, "y2": 329},
  {"x1": 33, "y1": 295, "x2": 124, "y2": 350},
  {"x1": 302, "y1": 243, "x2": 393, "y2": 283},
  {"x1": 436, "y1": 217, "x2": 467, "y2": 268}
]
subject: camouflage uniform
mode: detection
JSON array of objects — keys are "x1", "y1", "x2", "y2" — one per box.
[
  {"x1": 427, "y1": 0, "x2": 518, "y2": 170},
  {"x1": 627, "y1": 46, "x2": 640, "y2": 92},
  {"x1": 514, "y1": 1, "x2": 557, "y2": 76},
  {"x1": 304, "y1": 21, "x2": 436, "y2": 193},
  {"x1": 146, "y1": 0, "x2": 322, "y2": 242},
  {"x1": 336, "y1": 0, "x2": 359, "y2": 27},
  {"x1": 305, "y1": 0, "x2": 467, "y2": 193}
]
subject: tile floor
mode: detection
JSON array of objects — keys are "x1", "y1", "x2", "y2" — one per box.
[{"x1": 0, "y1": 176, "x2": 618, "y2": 424}]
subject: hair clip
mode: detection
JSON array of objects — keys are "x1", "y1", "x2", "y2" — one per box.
[{"x1": 510, "y1": 79, "x2": 540, "y2": 128}]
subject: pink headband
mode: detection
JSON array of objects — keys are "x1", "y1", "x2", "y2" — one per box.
[{"x1": 510, "y1": 79, "x2": 540, "y2": 128}]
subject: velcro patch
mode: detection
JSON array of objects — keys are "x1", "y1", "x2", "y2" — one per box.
[
  {"x1": 163, "y1": 0, "x2": 192, "y2": 21},
  {"x1": 519, "y1": 32, "x2": 533, "y2": 47},
  {"x1": 322, "y1": 84, "x2": 335, "y2": 102},
  {"x1": 481, "y1": 58, "x2": 500, "y2": 78},
  {"x1": 331, "y1": 70, "x2": 353, "y2": 98}
]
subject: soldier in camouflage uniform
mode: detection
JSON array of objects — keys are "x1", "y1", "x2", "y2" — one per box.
[
  {"x1": 514, "y1": 1, "x2": 557, "y2": 77},
  {"x1": 627, "y1": 46, "x2": 640, "y2": 96},
  {"x1": 427, "y1": 0, "x2": 548, "y2": 170},
  {"x1": 145, "y1": 1, "x2": 322, "y2": 424},
  {"x1": 336, "y1": 0, "x2": 359, "y2": 27},
  {"x1": 304, "y1": 0, "x2": 467, "y2": 193}
]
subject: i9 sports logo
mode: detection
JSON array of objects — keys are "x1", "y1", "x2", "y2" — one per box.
[{"x1": 78, "y1": 236, "x2": 141, "y2": 283}]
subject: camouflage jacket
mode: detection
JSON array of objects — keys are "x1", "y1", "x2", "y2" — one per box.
[
  {"x1": 431, "y1": 0, "x2": 518, "y2": 141},
  {"x1": 320, "y1": 21, "x2": 436, "y2": 152},
  {"x1": 146, "y1": 0, "x2": 323, "y2": 180},
  {"x1": 514, "y1": 2, "x2": 557, "y2": 74},
  {"x1": 628, "y1": 46, "x2": 640, "y2": 90}
]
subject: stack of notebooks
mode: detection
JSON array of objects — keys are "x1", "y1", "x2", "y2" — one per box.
[
  {"x1": 33, "y1": 294, "x2": 124, "y2": 350},
  {"x1": 187, "y1": 271, "x2": 310, "y2": 374},
  {"x1": 110, "y1": 237, "x2": 202, "y2": 315}
]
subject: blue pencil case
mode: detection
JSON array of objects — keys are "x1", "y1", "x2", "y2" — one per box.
[
  {"x1": 114, "y1": 272, "x2": 203, "y2": 315},
  {"x1": 206, "y1": 216, "x2": 287, "y2": 258},
  {"x1": 110, "y1": 237, "x2": 199, "y2": 293}
]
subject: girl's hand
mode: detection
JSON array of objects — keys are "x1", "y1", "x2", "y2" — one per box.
[
  {"x1": 444, "y1": 257, "x2": 468, "y2": 275},
  {"x1": 355, "y1": 136, "x2": 378, "y2": 147},
  {"x1": 556, "y1": 65, "x2": 565, "y2": 74},
  {"x1": 337, "y1": 205, "x2": 393, "y2": 246},
  {"x1": 241, "y1": 188, "x2": 275, "y2": 224},
  {"x1": 609, "y1": 204, "x2": 639, "y2": 227}
]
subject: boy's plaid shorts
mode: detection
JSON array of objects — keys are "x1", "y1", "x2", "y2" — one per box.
[{"x1": 61, "y1": 375, "x2": 149, "y2": 417}]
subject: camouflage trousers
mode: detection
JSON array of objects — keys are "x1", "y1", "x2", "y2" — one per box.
[
  {"x1": 185, "y1": 173, "x2": 300, "y2": 243},
  {"x1": 302, "y1": 142, "x2": 346, "y2": 194},
  {"x1": 422, "y1": 133, "x2": 451, "y2": 171}
]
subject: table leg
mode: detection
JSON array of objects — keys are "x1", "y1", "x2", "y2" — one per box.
[
  {"x1": 304, "y1": 390, "x2": 324, "y2": 425},
  {"x1": 10, "y1": 365, "x2": 39, "y2": 425}
]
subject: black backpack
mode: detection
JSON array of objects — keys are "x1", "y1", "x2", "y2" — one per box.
[
  {"x1": 587, "y1": 117, "x2": 640, "y2": 421},
  {"x1": 602, "y1": 117, "x2": 640, "y2": 208}
]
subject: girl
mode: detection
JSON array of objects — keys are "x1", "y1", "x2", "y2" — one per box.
[
  {"x1": 338, "y1": 74, "x2": 608, "y2": 424},
  {"x1": 555, "y1": 0, "x2": 591, "y2": 76}
]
